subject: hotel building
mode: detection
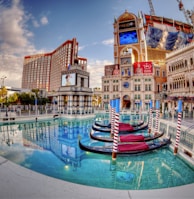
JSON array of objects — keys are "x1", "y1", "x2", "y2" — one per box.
[
  {"x1": 165, "y1": 42, "x2": 194, "y2": 117},
  {"x1": 22, "y1": 38, "x2": 87, "y2": 92},
  {"x1": 101, "y1": 10, "x2": 193, "y2": 111},
  {"x1": 22, "y1": 38, "x2": 93, "y2": 115}
]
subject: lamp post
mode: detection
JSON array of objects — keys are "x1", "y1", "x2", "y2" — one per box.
[
  {"x1": 5, "y1": 96, "x2": 8, "y2": 117},
  {"x1": 1, "y1": 76, "x2": 7, "y2": 87},
  {"x1": 35, "y1": 95, "x2": 37, "y2": 115},
  {"x1": 1, "y1": 76, "x2": 7, "y2": 116}
]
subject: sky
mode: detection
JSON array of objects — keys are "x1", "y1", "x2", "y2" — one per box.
[{"x1": 0, "y1": 0, "x2": 194, "y2": 89}]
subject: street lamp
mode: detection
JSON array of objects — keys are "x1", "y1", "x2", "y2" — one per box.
[
  {"x1": 5, "y1": 96, "x2": 8, "y2": 117},
  {"x1": 1, "y1": 76, "x2": 7, "y2": 117},
  {"x1": 1, "y1": 76, "x2": 7, "y2": 87}
]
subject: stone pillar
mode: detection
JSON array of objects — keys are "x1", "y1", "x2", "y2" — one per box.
[
  {"x1": 68, "y1": 95, "x2": 73, "y2": 114},
  {"x1": 79, "y1": 95, "x2": 83, "y2": 114}
]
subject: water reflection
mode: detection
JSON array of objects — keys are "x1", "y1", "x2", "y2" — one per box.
[
  {"x1": 0, "y1": 118, "x2": 194, "y2": 190},
  {"x1": 19, "y1": 118, "x2": 92, "y2": 170}
]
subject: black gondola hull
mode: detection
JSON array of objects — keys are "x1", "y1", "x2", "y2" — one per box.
[
  {"x1": 90, "y1": 130, "x2": 164, "y2": 143},
  {"x1": 79, "y1": 138, "x2": 171, "y2": 155},
  {"x1": 92, "y1": 123, "x2": 148, "y2": 134}
]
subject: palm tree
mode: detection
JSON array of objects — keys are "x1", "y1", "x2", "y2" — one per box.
[{"x1": 0, "y1": 86, "x2": 7, "y2": 104}]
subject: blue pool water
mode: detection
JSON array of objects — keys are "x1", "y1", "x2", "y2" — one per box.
[{"x1": 0, "y1": 116, "x2": 194, "y2": 190}]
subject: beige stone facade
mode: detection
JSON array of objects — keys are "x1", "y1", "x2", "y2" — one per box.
[
  {"x1": 165, "y1": 42, "x2": 194, "y2": 117},
  {"x1": 101, "y1": 11, "x2": 168, "y2": 110}
]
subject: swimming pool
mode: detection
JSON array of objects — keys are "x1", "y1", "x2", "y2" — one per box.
[{"x1": 0, "y1": 117, "x2": 194, "y2": 190}]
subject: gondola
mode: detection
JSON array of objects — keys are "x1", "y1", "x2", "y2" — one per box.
[
  {"x1": 90, "y1": 129, "x2": 164, "y2": 143},
  {"x1": 79, "y1": 137, "x2": 171, "y2": 155},
  {"x1": 92, "y1": 122, "x2": 148, "y2": 134},
  {"x1": 94, "y1": 120, "x2": 144, "y2": 128}
]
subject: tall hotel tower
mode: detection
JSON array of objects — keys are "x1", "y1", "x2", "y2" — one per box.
[
  {"x1": 22, "y1": 38, "x2": 93, "y2": 115},
  {"x1": 22, "y1": 38, "x2": 87, "y2": 92}
]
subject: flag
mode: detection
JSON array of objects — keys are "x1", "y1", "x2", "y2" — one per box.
[{"x1": 67, "y1": 64, "x2": 71, "y2": 70}]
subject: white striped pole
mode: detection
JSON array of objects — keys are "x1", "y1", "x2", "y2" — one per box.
[
  {"x1": 154, "y1": 100, "x2": 160, "y2": 133},
  {"x1": 110, "y1": 100, "x2": 115, "y2": 138},
  {"x1": 112, "y1": 98, "x2": 120, "y2": 160},
  {"x1": 148, "y1": 100, "x2": 152, "y2": 134},
  {"x1": 174, "y1": 100, "x2": 182, "y2": 154}
]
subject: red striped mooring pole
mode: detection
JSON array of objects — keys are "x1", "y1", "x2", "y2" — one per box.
[
  {"x1": 148, "y1": 100, "x2": 152, "y2": 134},
  {"x1": 154, "y1": 100, "x2": 160, "y2": 133},
  {"x1": 110, "y1": 100, "x2": 115, "y2": 138},
  {"x1": 112, "y1": 98, "x2": 120, "y2": 160}
]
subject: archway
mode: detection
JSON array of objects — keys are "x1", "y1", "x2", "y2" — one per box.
[{"x1": 122, "y1": 95, "x2": 131, "y2": 109}]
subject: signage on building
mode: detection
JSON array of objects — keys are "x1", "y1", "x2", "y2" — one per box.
[
  {"x1": 119, "y1": 21, "x2": 136, "y2": 29},
  {"x1": 105, "y1": 65, "x2": 120, "y2": 76},
  {"x1": 133, "y1": 62, "x2": 153, "y2": 74}
]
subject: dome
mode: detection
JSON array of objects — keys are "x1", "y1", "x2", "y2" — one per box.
[{"x1": 117, "y1": 10, "x2": 137, "y2": 22}]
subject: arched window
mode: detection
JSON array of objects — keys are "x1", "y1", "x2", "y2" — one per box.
[
  {"x1": 185, "y1": 60, "x2": 188, "y2": 67},
  {"x1": 190, "y1": 58, "x2": 193, "y2": 65}
]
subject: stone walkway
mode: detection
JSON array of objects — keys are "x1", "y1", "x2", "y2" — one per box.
[{"x1": 0, "y1": 156, "x2": 194, "y2": 199}]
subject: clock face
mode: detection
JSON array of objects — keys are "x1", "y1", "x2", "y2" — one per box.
[{"x1": 123, "y1": 82, "x2": 129, "y2": 88}]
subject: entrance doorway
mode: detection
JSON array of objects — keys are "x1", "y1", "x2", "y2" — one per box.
[{"x1": 122, "y1": 95, "x2": 131, "y2": 109}]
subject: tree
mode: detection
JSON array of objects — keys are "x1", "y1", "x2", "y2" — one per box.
[
  {"x1": 8, "y1": 93, "x2": 19, "y2": 104},
  {"x1": 0, "y1": 86, "x2": 7, "y2": 103}
]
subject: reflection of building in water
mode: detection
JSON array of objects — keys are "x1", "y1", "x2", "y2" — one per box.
[
  {"x1": 18, "y1": 118, "x2": 93, "y2": 169},
  {"x1": 110, "y1": 159, "x2": 144, "y2": 189}
]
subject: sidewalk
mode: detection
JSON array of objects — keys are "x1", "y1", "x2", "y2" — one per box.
[{"x1": 0, "y1": 156, "x2": 194, "y2": 199}]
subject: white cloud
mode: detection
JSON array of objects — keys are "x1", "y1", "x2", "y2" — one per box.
[
  {"x1": 32, "y1": 18, "x2": 39, "y2": 28},
  {"x1": 40, "y1": 16, "x2": 48, "y2": 25},
  {"x1": 102, "y1": 38, "x2": 114, "y2": 46},
  {"x1": 78, "y1": 45, "x2": 86, "y2": 51},
  {"x1": 31, "y1": 15, "x2": 49, "y2": 28},
  {"x1": 87, "y1": 59, "x2": 113, "y2": 88},
  {"x1": 0, "y1": 0, "x2": 37, "y2": 87}
]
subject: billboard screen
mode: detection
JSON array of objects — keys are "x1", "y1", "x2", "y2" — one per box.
[
  {"x1": 119, "y1": 30, "x2": 138, "y2": 45},
  {"x1": 61, "y1": 73, "x2": 76, "y2": 86},
  {"x1": 105, "y1": 65, "x2": 120, "y2": 76},
  {"x1": 133, "y1": 62, "x2": 153, "y2": 74}
]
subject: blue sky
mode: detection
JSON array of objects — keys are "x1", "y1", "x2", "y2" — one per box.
[{"x1": 0, "y1": 0, "x2": 194, "y2": 89}]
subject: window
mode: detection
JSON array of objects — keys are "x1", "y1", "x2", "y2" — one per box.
[
  {"x1": 190, "y1": 58, "x2": 193, "y2": 65},
  {"x1": 134, "y1": 85, "x2": 141, "y2": 91},
  {"x1": 81, "y1": 78, "x2": 84, "y2": 87},
  {"x1": 157, "y1": 84, "x2": 160, "y2": 93},
  {"x1": 145, "y1": 94, "x2": 152, "y2": 100},
  {"x1": 185, "y1": 60, "x2": 188, "y2": 67},
  {"x1": 162, "y1": 71, "x2": 166, "y2": 77},
  {"x1": 145, "y1": 84, "x2": 151, "y2": 91}
]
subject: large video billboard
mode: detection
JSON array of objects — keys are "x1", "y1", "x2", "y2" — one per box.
[
  {"x1": 119, "y1": 30, "x2": 138, "y2": 45},
  {"x1": 61, "y1": 73, "x2": 76, "y2": 86}
]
